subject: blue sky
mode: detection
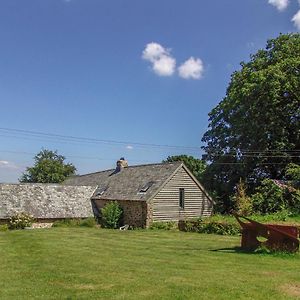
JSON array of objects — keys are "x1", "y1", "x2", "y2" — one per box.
[{"x1": 0, "y1": 0, "x2": 299, "y2": 182}]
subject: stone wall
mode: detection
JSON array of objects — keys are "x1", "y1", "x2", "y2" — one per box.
[
  {"x1": 92, "y1": 199, "x2": 148, "y2": 228},
  {"x1": 0, "y1": 183, "x2": 97, "y2": 219}
]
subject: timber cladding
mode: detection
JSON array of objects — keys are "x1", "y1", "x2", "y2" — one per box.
[{"x1": 150, "y1": 167, "x2": 213, "y2": 222}]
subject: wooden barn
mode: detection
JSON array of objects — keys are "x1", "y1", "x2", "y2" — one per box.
[{"x1": 64, "y1": 159, "x2": 213, "y2": 227}]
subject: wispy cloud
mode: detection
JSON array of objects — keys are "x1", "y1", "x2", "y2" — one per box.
[
  {"x1": 0, "y1": 160, "x2": 19, "y2": 170},
  {"x1": 178, "y1": 57, "x2": 204, "y2": 80},
  {"x1": 142, "y1": 42, "x2": 176, "y2": 77},
  {"x1": 268, "y1": 0, "x2": 289, "y2": 11},
  {"x1": 292, "y1": 10, "x2": 300, "y2": 30}
]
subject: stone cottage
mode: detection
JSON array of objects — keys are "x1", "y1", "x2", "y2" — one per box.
[
  {"x1": 64, "y1": 159, "x2": 213, "y2": 227},
  {"x1": 0, "y1": 159, "x2": 213, "y2": 227}
]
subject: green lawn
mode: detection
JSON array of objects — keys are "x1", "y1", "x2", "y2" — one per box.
[{"x1": 1, "y1": 228, "x2": 300, "y2": 300}]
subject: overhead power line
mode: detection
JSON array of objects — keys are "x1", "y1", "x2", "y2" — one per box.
[
  {"x1": 0, "y1": 127, "x2": 299, "y2": 157},
  {"x1": 0, "y1": 127, "x2": 202, "y2": 151}
]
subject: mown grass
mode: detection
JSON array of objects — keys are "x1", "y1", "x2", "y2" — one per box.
[{"x1": 0, "y1": 228, "x2": 300, "y2": 299}]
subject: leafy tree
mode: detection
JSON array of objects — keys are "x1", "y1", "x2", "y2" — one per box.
[
  {"x1": 201, "y1": 33, "x2": 300, "y2": 212},
  {"x1": 20, "y1": 149, "x2": 76, "y2": 183},
  {"x1": 163, "y1": 155, "x2": 206, "y2": 182}
]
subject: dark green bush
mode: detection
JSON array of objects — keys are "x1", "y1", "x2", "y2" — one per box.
[
  {"x1": 181, "y1": 218, "x2": 240, "y2": 236},
  {"x1": 252, "y1": 179, "x2": 300, "y2": 214},
  {"x1": 52, "y1": 218, "x2": 97, "y2": 228},
  {"x1": 0, "y1": 224, "x2": 8, "y2": 232},
  {"x1": 9, "y1": 212, "x2": 35, "y2": 229},
  {"x1": 52, "y1": 219, "x2": 80, "y2": 227},
  {"x1": 100, "y1": 202, "x2": 123, "y2": 229},
  {"x1": 79, "y1": 217, "x2": 97, "y2": 228},
  {"x1": 149, "y1": 221, "x2": 177, "y2": 230}
]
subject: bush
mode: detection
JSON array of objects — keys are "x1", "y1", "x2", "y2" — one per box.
[
  {"x1": 149, "y1": 221, "x2": 177, "y2": 230},
  {"x1": 232, "y1": 180, "x2": 252, "y2": 216},
  {"x1": 79, "y1": 217, "x2": 97, "y2": 228},
  {"x1": 251, "y1": 179, "x2": 300, "y2": 214},
  {"x1": 8, "y1": 212, "x2": 35, "y2": 230},
  {"x1": 0, "y1": 224, "x2": 8, "y2": 232},
  {"x1": 180, "y1": 218, "x2": 241, "y2": 236},
  {"x1": 100, "y1": 202, "x2": 123, "y2": 229},
  {"x1": 52, "y1": 218, "x2": 97, "y2": 228}
]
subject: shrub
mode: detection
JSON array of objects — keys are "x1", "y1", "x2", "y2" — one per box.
[
  {"x1": 52, "y1": 219, "x2": 80, "y2": 227},
  {"x1": 100, "y1": 202, "x2": 123, "y2": 229},
  {"x1": 251, "y1": 179, "x2": 286, "y2": 214},
  {"x1": 0, "y1": 224, "x2": 8, "y2": 232},
  {"x1": 149, "y1": 221, "x2": 177, "y2": 230},
  {"x1": 232, "y1": 180, "x2": 252, "y2": 216},
  {"x1": 52, "y1": 218, "x2": 97, "y2": 228},
  {"x1": 8, "y1": 212, "x2": 35, "y2": 230},
  {"x1": 180, "y1": 218, "x2": 241, "y2": 236},
  {"x1": 79, "y1": 217, "x2": 97, "y2": 228},
  {"x1": 251, "y1": 179, "x2": 300, "y2": 214}
]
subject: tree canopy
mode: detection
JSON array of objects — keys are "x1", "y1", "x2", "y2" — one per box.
[
  {"x1": 163, "y1": 155, "x2": 206, "y2": 182},
  {"x1": 20, "y1": 149, "x2": 76, "y2": 183},
  {"x1": 201, "y1": 33, "x2": 300, "y2": 212}
]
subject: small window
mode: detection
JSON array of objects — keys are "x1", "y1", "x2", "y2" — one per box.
[
  {"x1": 139, "y1": 181, "x2": 154, "y2": 193},
  {"x1": 95, "y1": 186, "x2": 108, "y2": 197},
  {"x1": 179, "y1": 188, "x2": 185, "y2": 209}
]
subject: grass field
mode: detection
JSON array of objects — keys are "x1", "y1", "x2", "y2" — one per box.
[{"x1": 0, "y1": 228, "x2": 300, "y2": 300}]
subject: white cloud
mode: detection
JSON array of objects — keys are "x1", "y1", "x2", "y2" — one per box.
[
  {"x1": 142, "y1": 42, "x2": 176, "y2": 76},
  {"x1": 178, "y1": 57, "x2": 204, "y2": 80},
  {"x1": 292, "y1": 10, "x2": 300, "y2": 30},
  {"x1": 268, "y1": 0, "x2": 289, "y2": 11},
  {"x1": 126, "y1": 145, "x2": 133, "y2": 150},
  {"x1": 0, "y1": 160, "x2": 18, "y2": 169}
]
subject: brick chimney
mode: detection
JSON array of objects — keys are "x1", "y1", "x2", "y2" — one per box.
[{"x1": 116, "y1": 157, "x2": 128, "y2": 172}]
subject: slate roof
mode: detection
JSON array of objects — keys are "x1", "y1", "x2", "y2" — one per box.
[
  {"x1": 0, "y1": 183, "x2": 97, "y2": 219},
  {"x1": 64, "y1": 162, "x2": 183, "y2": 201}
]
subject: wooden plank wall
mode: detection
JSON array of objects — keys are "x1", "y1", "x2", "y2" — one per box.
[{"x1": 151, "y1": 166, "x2": 212, "y2": 221}]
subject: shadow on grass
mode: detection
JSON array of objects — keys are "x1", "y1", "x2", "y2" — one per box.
[
  {"x1": 210, "y1": 247, "x2": 257, "y2": 254},
  {"x1": 210, "y1": 247, "x2": 300, "y2": 258}
]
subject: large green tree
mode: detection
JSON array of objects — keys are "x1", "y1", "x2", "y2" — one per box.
[
  {"x1": 164, "y1": 155, "x2": 206, "y2": 182},
  {"x1": 201, "y1": 33, "x2": 300, "y2": 212},
  {"x1": 20, "y1": 149, "x2": 76, "y2": 183}
]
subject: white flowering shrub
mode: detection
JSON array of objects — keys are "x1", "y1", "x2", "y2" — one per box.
[{"x1": 9, "y1": 212, "x2": 35, "y2": 230}]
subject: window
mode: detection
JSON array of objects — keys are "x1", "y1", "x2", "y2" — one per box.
[
  {"x1": 139, "y1": 181, "x2": 154, "y2": 193},
  {"x1": 179, "y1": 188, "x2": 185, "y2": 209}
]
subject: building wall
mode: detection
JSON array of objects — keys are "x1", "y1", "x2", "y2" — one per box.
[
  {"x1": 92, "y1": 199, "x2": 148, "y2": 228},
  {"x1": 150, "y1": 166, "x2": 213, "y2": 222},
  {"x1": 0, "y1": 183, "x2": 97, "y2": 220}
]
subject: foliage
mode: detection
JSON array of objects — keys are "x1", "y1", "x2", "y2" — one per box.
[
  {"x1": 20, "y1": 149, "x2": 76, "y2": 183},
  {"x1": 163, "y1": 155, "x2": 206, "y2": 182},
  {"x1": 8, "y1": 212, "x2": 35, "y2": 230},
  {"x1": 149, "y1": 221, "x2": 177, "y2": 230},
  {"x1": 181, "y1": 218, "x2": 241, "y2": 236},
  {"x1": 285, "y1": 163, "x2": 300, "y2": 188},
  {"x1": 52, "y1": 218, "x2": 97, "y2": 228},
  {"x1": 79, "y1": 217, "x2": 97, "y2": 228},
  {"x1": 251, "y1": 179, "x2": 300, "y2": 214},
  {"x1": 100, "y1": 202, "x2": 123, "y2": 229},
  {"x1": 232, "y1": 179, "x2": 253, "y2": 216},
  {"x1": 201, "y1": 33, "x2": 300, "y2": 212},
  {"x1": 0, "y1": 224, "x2": 8, "y2": 232}
]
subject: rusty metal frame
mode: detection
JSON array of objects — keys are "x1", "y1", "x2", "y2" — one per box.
[{"x1": 233, "y1": 213, "x2": 299, "y2": 253}]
